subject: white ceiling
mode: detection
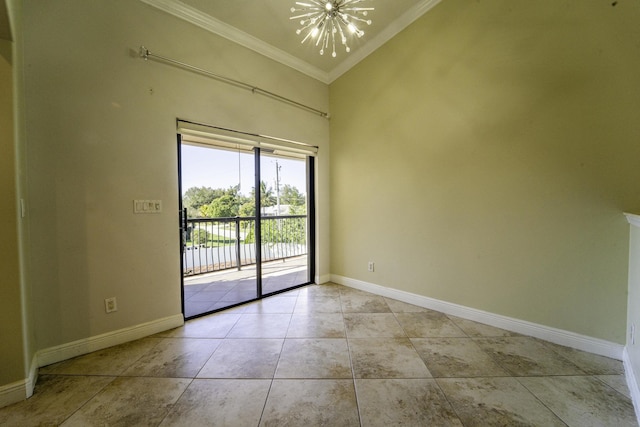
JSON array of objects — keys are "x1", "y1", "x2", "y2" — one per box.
[{"x1": 140, "y1": 0, "x2": 442, "y2": 83}]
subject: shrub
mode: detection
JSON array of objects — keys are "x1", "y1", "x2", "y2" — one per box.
[{"x1": 191, "y1": 228, "x2": 212, "y2": 245}]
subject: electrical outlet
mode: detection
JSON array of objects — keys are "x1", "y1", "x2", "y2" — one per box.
[
  {"x1": 105, "y1": 297, "x2": 118, "y2": 313},
  {"x1": 368, "y1": 261, "x2": 375, "y2": 272}
]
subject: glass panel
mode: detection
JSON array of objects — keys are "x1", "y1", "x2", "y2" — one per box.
[
  {"x1": 180, "y1": 144, "x2": 257, "y2": 318},
  {"x1": 259, "y1": 153, "x2": 310, "y2": 295}
]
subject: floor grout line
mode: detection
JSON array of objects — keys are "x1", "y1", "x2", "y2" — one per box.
[{"x1": 2, "y1": 283, "x2": 634, "y2": 426}]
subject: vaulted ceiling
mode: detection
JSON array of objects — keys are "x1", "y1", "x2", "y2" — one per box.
[
  {"x1": 0, "y1": 0, "x2": 11, "y2": 41},
  {"x1": 140, "y1": 0, "x2": 442, "y2": 83}
]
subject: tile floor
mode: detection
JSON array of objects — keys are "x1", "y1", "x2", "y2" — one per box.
[{"x1": 0, "y1": 283, "x2": 637, "y2": 426}]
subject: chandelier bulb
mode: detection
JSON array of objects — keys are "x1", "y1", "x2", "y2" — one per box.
[{"x1": 290, "y1": 0, "x2": 374, "y2": 57}]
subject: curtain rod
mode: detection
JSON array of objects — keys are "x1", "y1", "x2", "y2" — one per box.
[{"x1": 139, "y1": 46, "x2": 330, "y2": 119}]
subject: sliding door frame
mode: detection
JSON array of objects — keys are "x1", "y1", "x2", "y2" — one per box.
[
  {"x1": 177, "y1": 131, "x2": 316, "y2": 319},
  {"x1": 254, "y1": 147, "x2": 263, "y2": 297},
  {"x1": 177, "y1": 134, "x2": 186, "y2": 317}
]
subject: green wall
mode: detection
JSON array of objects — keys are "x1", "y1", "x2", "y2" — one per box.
[
  {"x1": 330, "y1": 0, "x2": 640, "y2": 343},
  {"x1": 0, "y1": 37, "x2": 25, "y2": 387},
  {"x1": 20, "y1": 0, "x2": 329, "y2": 351}
]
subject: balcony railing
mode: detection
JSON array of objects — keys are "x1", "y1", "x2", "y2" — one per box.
[{"x1": 182, "y1": 215, "x2": 307, "y2": 277}]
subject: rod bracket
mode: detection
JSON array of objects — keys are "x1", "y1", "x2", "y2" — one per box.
[{"x1": 139, "y1": 46, "x2": 150, "y2": 60}]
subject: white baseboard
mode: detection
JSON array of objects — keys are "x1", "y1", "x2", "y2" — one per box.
[
  {"x1": 0, "y1": 353, "x2": 39, "y2": 409},
  {"x1": 1, "y1": 314, "x2": 183, "y2": 409},
  {"x1": 0, "y1": 379, "x2": 28, "y2": 409},
  {"x1": 623, "y1": 348, "x2": 640, "y2": 424},
  {"x1": 331, "y1": 274, "x2": 624, "y2": 360},
  {"x1": 37, "y1": 314, "x2": 184, "y2": 368},
  {"x1": 26, "y1": 353, "x2": 38, "y2": 398}
]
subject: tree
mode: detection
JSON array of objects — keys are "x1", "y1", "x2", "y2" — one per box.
[
  {"x1": 289, "y1": 203, "x2": 306, "y2": 215},
  {"x1": 241, "y1": 181, "x2": 276, "y2": 216},
  {"x1": 183, "y1": 185, "x2": 246, "y2": 218},
  {"x1": 244, "y1": 216, "x2": 306, "y2": 245},
  {"x1": 190, "y1": 228, "x2": 211, "y2": 245},
  {"x1": 200, "y1": 194, "x2": 239, "y2": 218},
  {"x1": 257, "y1": 181, "x2": 276, "y2": 207},
  {"x1": 239, "y1": 201, "x2": 255, "y2": 218},
  {"x1": 183, "y1": 186, "x2": 219, "y2": 218},
  {"x1": 280, "y1": 184, "x2": 305, "y2": 206}
]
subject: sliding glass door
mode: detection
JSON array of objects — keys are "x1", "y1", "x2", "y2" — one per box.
[
  {"x1": 179, "y1": 143, "x2": 258, "y2": 318},
  {"x1": 259, "y1": 153, "x2": 311, "y2": 295},
  {"x1": 178, "y1": 124, "x2": 315, "y2": 319}
]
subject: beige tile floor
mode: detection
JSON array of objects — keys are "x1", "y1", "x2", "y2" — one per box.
[{"x1": 0, "y1": 283, "x2": 637, "y2": 426}]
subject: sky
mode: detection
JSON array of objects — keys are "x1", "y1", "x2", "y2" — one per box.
[{"x1": 180, "y1": 144, "x2": 307, "y2": 197}]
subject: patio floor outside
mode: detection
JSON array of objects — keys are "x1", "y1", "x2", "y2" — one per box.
[{"x1": 183, "y1": 256, "x2": 309, "y2": 318}]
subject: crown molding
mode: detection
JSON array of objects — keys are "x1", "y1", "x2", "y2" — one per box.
[
  {"x1": 328, "y1": 0, "x2": 442, "y2": 83},
  {"x1": 139, "y1": 0, "x2": 331, "y2": 83},
  {"x1": 139, "y1": 0, "x2": 443, "y2": 85}
]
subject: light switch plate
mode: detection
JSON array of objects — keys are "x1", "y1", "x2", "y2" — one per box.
[{"x1": 133, "y1": 200, "x2": 162, "y2": 214}]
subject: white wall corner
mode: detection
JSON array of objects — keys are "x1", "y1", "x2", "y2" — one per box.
[
  {"x1": 624, "y1": 212, "x2": 640, "y2": 424},
  {"x1": 36, "y1": 314, "x2": 184, "y2": 368},
  {"x1": 625, "y1": 213, "x2": 640, "y2": 228},
  {"x1": 331, "y1": 274, "x2": 625, "y2": 360},
  {"x1": 623, "y1": 347, "x2": 640, "y2": 425},
  {"x1": 26, "y1": 352, "x2": 38, "y2": 398}
]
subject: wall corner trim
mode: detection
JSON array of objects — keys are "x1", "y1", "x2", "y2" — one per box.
[
  {"x1": 0, "y1": 355, "x2": 38, "y2": 409},
  {"x1": 26, "y1": 353, "x2": 38, "y2": 398},
  {"x1": 36, "y1": 314, "x2": 184, "y2": 368},
  {"x1": 625, "y1": 213, "x2": 640, "y2": 228},
  {"x1": 623, "y1": 347, "x2": 640, "y2": 424},
  {"x1": 330, "y1": 274, "x2": 624, "y2": 360}
]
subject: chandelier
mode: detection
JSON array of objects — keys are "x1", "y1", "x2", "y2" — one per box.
[{"x1": 290, "y1": 1, "x2": 374, "y2": 57}]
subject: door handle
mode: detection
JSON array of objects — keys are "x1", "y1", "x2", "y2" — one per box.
[{"x1": 182, "y1": 208, "x2": 188, "y2": 230}]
